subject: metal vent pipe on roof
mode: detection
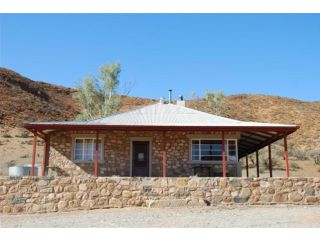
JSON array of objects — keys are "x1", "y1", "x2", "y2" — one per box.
[{"x1": 168, "y1": 89, "x2": 172, "y2": 103}]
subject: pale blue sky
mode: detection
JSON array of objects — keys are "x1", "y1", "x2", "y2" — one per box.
[{"x1": 0, "y1": 14, "x2": 319, "y2": 101}]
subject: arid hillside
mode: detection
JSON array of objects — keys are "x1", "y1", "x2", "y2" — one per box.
[
  {"x1": 0, "y1": 67, "x2": 319, "y2": 176},
  {"x1": 188, "y1": 95, "x2": 320, "y2": 153}
]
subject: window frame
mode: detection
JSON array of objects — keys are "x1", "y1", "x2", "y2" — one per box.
[
  {"x1": 190, "y1": 138, "x2": 238, "y2": 163},
  {"x1": 72, "y1": 135, "x2": 104, "y2": 163}
]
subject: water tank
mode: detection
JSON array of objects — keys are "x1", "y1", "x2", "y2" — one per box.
[{"x1": 9, "y1": 165, "x2": 41, "y2": 177}]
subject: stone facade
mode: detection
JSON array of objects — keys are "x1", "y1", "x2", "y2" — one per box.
[
  {"x1": 1, "y1": 177, "x2": 320, "y2": 214},
  {"x1": 47, "y1": 130, "x2": 239, "y2": 177}
]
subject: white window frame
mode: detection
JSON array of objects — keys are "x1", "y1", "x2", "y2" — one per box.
[
  {"x1": 190, "y1": 138, "x2": 238, "y2": 163},
  {"x1": 72, "y1": 137, "x2": 104, "y2": 163}
]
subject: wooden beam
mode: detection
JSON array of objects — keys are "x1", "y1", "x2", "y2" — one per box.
[
  {"x1": 41, "y1": 136, "x2": 48, "y2": 176},
  {"x1": 94, "y1": 131, "x2": 99, "y2": 177},
  {"x1": 162, "y1": 131, "x2": 167, "y2": 177},
  {"x1": 256, "y1": 151, "x2": 260, "y2": 177},
  {"x1": 222, "y1": 131, "x2": 227, "y2": 177},
  {"x1": 284, "y1": 136, "x2": 289, "y2": 177},
  {"x1": 246, "y1": 155, "x2": 249, "y2": 177},
  {"x1": 31, "y1": 133, "x2": 37, "y2": 176},
  {"x1": 268, "y1": 144, "x2": 273, "y2": 177}
]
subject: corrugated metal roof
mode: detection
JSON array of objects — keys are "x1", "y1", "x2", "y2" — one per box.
[{"x1": 28, "y1": 102, "x2": 297, "y2": 128}]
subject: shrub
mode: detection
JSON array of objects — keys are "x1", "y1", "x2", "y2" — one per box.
[
  {"x1": 6, "y1": 160, "x2": 16, "y2": 168},
  {"x1": 290, "y1": 162, "x2": 301, "y2": 171},
  {"x1": 15, "y1": 130, "x2": 30, "y2": 138},
  {"x1": 2, "y1": 133, "x2": 12, "y2": 138}
]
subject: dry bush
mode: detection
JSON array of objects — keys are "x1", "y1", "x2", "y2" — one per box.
[
  {"x1": 2, "y1": 133, "x2": 12, "y2": 138},
  {"x1": 15, "y1": 129, "x2": 30, "y2": 138},
  {"x1": 6, "y1": 160, "x2": 16, "y2": 168}
]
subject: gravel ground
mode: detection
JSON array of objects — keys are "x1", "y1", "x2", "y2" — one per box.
[{"x1": 1, "y1": 205, "x2": 320, "y2": 228}]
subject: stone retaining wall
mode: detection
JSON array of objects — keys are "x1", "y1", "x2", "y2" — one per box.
[{"x1": 1, "y1": 176, "x2": 320, "y2": 214}]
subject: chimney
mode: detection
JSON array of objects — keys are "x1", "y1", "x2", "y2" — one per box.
[
  {"x1": 168, "y1": 89, "x2": 172, "y2": 104},
  {"x1": 176, "y1": 95, "x2": 185, "y2": 107}
]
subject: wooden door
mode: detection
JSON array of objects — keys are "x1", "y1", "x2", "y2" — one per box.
[{"x1": 132, "y1": 141, "x2": 150, "y2": 177}]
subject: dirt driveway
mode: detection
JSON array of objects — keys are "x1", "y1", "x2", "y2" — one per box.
[{"x1": 1, "y1": 205, "x2": 320, "y2": 228}]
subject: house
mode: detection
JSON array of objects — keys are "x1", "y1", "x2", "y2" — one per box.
[{"x1": 23, "y1": 99, "x2": 299, "y2": 178}]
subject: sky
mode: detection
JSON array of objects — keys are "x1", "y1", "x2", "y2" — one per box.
[{"x1": 0, "y1": 14, "x2": 319, "y2": 101}]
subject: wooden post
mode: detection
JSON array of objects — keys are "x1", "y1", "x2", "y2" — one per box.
[
  {"x1": 284, "y1": 136, "x2": 290, "y2": 177},
  {"x1": 94, "y1": 131, "x2": 99, "y2": 177},
  {"x1": 256, "y1": 151, "x2": 260, "y2": 177},
  {"x1": 245, "y1": 155, "x2": 249, "y2": 177},
  {"x1": 162, "y1": 131, "x2": 167, "y2": 177},
  {"x1": 31, "y1": 132, "x2": 37, "y2": 176},
  {"x1": 222, "y1": 131, "x2": 227, "y2": 177},
  {"x1": 268, "y1": 145, "x2": 273, "y2": 177},
  {"x1": 41, "y1": 136, "x2": 48, "y2": 177}
]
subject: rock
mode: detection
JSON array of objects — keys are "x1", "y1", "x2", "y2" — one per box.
[
  {"x1": 79, "y1": 183, "x2": 87, "y2": 191},
  {"x1": 31, "y1": 204, "x2": 41, "y2": 212},
  {"x1": 267, "y1": 188, "x2": 275, "y2": 194},
  {"x1": 81, "y1": 200, "x2": 95, "y2": 209},
  {"x1": 250, "y1": 181, "x2": 260, "y2": 187},
  {"x1": 2, "y1": 205, "x2": 11, "y2": 213},
  {"x1": 132, "y1": 190, "x2": 141, "y2": 197},
  {"x1": 89, "y1": 190, "x2": 99, "y2": 199},
  {"x1": 229, "y1": 178, "x2": 241, "y2": 187},
  {"x1": 68, "y1": 200, "x2": 80, "y2": 208},
  {"x1": 273, "y1": 192, "x2": 288, "y2": 202},
  {"x1": 260, "y1": 194, "x2": 273, "y2": 203},
  {"x1": 54, "y1": 185, "x2": 63, "y2": 193},
  {"x1": 107, "y1": 183, "x2": 115, "y2": 191},
  {"x1": 39, "y1": 187, "x2": 53, "y2": 193},
  {"x1": 305, "y1": 196, "x2": 318, "y2": 204},
  {"x1": 0, "y1": 186, "x2": 7, "y2": 195},
  {"x1": 288, "y1": 192, "x2": 303, "y2": 202},
  {"x1": 234, "y1": 188, "x2": 251, "y2": 203},
  {"x1": 260, "y1": 181, "x2": 271, "y2": 188},
  {"x1": 37, "y1": 180, "x2": 48, "y2": 187},
  {"x1": 304, "y1": 187, "x2": 315, "y2": 196},
  {"x1": 64, "y1": 185, "x2": 78, "y2": 192},
  {"x1": 188, "y1": 178, "x2": 199, "y2": 189},
  {"x1": 295, "y1": 181, "x2": 306, "y2": 187},
  {"x1": 58, "y1": 201, "x2": 68, "y2": 210},
  {"x1": 284, "y1": 181, "x2": 293, "y2": 187},
  {"x1": 109, "y1": 198, "x2": 123, "y2": 208},
  {"x1": 122, "y1": 190, "x2": 132, "y2": 198},
  {"x1": 240, "y1": 179, "x2": 250, "y2": 187},
  {"x1": 8, "y1": 185, "x2": 18, "y2": 193},
  {"x1": 273, "y1": 180, "x2": 283, "y2": 187},
  {"x1": 63, "y1": 192, "x2": 74, "y2": 201},
  {"x1": 100, "y1": 188, "x2": 111, "y2": 196},
  {"x1": 60, "y1": 177, "x2": 72, "y2": 184},
  {"x1": 219, "y1": 178, "x2": 228, "y2": 187},
  {"x1": 176, "y1": 178, "x2": 187, "y2": 187}
]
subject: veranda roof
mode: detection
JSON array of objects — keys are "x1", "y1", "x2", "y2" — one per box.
[{"x1": 23, "y1": 102, "x2": 299, "y2": 157}]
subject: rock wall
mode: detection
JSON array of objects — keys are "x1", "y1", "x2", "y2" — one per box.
[{"x1": 1, "y1": 176, "x2": 320, "y2": 214}]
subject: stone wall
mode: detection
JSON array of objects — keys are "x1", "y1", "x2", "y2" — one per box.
[
  {"x1": 48, "y1": 130, "x2": 239, "y2": 177},
  {"x1": 1, "y1": 176, "x2": 320, "y2": 214}
]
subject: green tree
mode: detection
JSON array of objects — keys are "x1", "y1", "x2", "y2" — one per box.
[
  {"x1": 73, "y1": 62, "x2": 122, "y2": 120},
  {"x1": 205, "y1": 90, "x2": 225, "y2": 115}
]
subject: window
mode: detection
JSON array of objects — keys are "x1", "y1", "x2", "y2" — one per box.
[
  {"x1": 191, "y1": 139, "x2": 237, "y2": 161},
  {"x1": 74, "y1": 138, "x2": 102, "y2": 161}
]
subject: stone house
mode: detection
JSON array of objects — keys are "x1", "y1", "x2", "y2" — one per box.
[{"x1": 23, "y1": 100, "x2": 299, "y2": 178}]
